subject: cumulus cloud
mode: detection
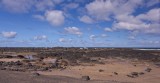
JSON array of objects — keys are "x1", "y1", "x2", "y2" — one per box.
[
  {"x1": 86, "y1": 0, "x2": 114, "y2": 21},
  {"x1": 64, "y1": 27, "x2": 82, "y2": 35},
  {"x1": 113, "y1": 8, "x2": 160, "y2": 34},
  {"x1": 85, "y1": 0, "x2": 159, "y2": 35},
  {"x1": 79, "y1": 15, "x2": 94, "y2": 24},
  {"x1": 1, "y1": 31, "x2": 17, "y2": 38},
  {"x1": 34, "y1": 35, "x2": 47, "y2": 40},
  {"x1": 86, "y1": 0, "x2": 144, "y2": 21},
  {"x1": 45, "y1": 10, "x2": 65, "y2": 26}
]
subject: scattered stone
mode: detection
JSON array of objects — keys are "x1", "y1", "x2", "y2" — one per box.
[
  {"x1": 133, "y1": 65, "x2": 137, "y2": 67},
  {"x1": 131, "y1": 72, "x2": 139, "y2": 76},
  {"x1": 127, "y1": 72, "x2": 139, "y2": 78},
  {"x1": 113, "y1": 72, "x2": 118, "y2": 75},
  {"x1": 0, "y1": 67, "x2": 6, "y2": 70},
  {"x1": 17, "y1": 55, "x2": 25, "y2": 59},
  {"x1": 145, "y1": 68, "x2": 152, "y2": 72},
  {"x1": 154, "y1": 62, "x2": 160, "y2": 67},
  {"x1": 127, "y1": 74, "x2": 134, "y2": 78},
  {"x1": 32, "y1": 72, "x2": 40, "y2": 76},
  {"x1": 82, "y1": 76, "x2": 90, "y2": 81},
  {"x1": 99, "y1": 69, "x2": 104, "y2": 72},
  {"x1": 139, "y1": 72, "x2": 144, "y2": 75}
]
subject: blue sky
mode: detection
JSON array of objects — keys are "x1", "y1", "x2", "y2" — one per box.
[{"x1": 0, "y1": 0, "x2": 160, "y2": 47}]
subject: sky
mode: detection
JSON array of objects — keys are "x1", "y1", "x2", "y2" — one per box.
[{"x1": 0, "y1": 0, "x2": 160, "y2": 47}]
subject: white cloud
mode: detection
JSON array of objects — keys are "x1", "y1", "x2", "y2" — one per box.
[
  {"x1": 104, "y1": 27, "x2": 113, "y2": 32},
  {"x1": 143, "y1": 23, "x2": 160, "y2": 34},
  {"x1": 1, "y1": 31, "x2": 17, "y2": 38},
  {"x1": 79, "y1": 15, "x2": 94, "y2": 24},
  {"x1": 53, "y1": 0, "x2": 64, "y2": 4},
  {"x1": 35, "y1": 0, "x2": 54, "y2": 11},
  {"x1": 90, "y1": 35, "x2": 96, "y2": 40},
  {"x1": 113, "y1": 21, "x2": 150, "y2": 30},
  {"x1": 45, "y1": 10, "x2": 65, "y2": 26},
  {"x1": 1, "y1": 0, "x2": 59, "y2": 13},
  {"x1": 86, "y1": 0, "x2": 114, "y2": 21},
  {"x1": 33, "y1": 14, "x2": 45, "y2": 20},
  {"x1": 145, "y1": 0, "x2": 160, "y2": 7},
  {"x1": 112, "y1": 8, "x2": 160, "y2": 34},
  {"x1": 136, "y1": 8, "x2": 160, "y2": 23},
  {"x1": 128, "y1": 36, "x2": 136, "y2": 40},
  {"x1": 59, "y1": 38, "x2": 66, "y2": 42},
  {"x1": 139, "y1": 40, "x2": 160, "y2": 46},
  {"x1": 101, "y1": 34, "x2": 107, "y2": 37},
  {"x1": 34, "y1": 35, "x2": 47, "y2": 40},
  {"x1": 64, "y1": 27, "x2": 82, "y2": 35},
  {"x1": 85, "y1": 0, "x2": 143, "y2": 21},
  {"x1": 115, "y1": 14, "x2": 142, "y2": 24},
  {"x1": 64, "y1": 3, "x2": 79, "y2": 9},
  {"x1": 1, "y1": 0, "x2": 33, "y2": 13}
]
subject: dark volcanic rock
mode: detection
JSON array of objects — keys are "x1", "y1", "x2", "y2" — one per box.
[
  {"x1": 82, "y1": 76, "x2": 90, "y2": 81},
  {"x1": 32, "y1": 72, "x2": 40, "y2": 76},
  {"x1": 131, "y1": 72, "x2": 139, "y2": 76},
  {"x1": 145, "y1": 68, "x2": 152, "y2": 72},
  {"x1": 113, "y1": 72, "x2": 118, "y2": 75},
  {"x1": 0, "y1": 67, "x2": 6, "y2": 70},
  {"x1": 154, "y1": 62, "x2": 160, "y2": 67},
  {"x1": 127, "y1": 72, "x2": 139, "y2": 78},
  {"x1": 139, "y1": 72, "x2": 145, "y2": 75},
  {"x1": 99, "y1": 69, "x2": 104, "y2": 72}
]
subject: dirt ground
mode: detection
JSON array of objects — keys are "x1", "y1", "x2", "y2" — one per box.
[
  {"x1": 0, "y1": 70, "x2": 125, "y2": 83},
  {"x1": 38, "y1": 59, "x2": 160, "y2": 83}
]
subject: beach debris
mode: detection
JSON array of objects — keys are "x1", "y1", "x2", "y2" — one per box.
[{"x1": 82, "y1": 76, "x2": 90, "y2": 81}]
